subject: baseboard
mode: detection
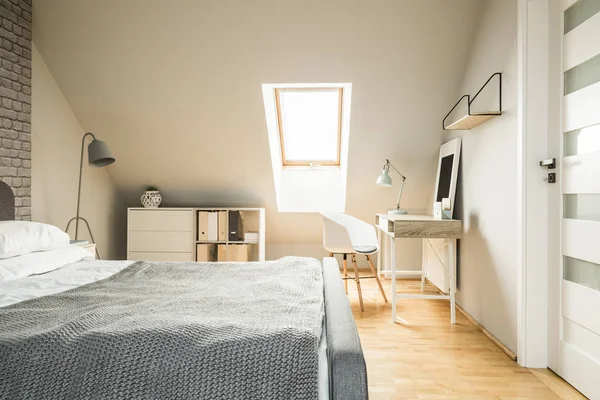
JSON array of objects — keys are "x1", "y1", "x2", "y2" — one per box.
[{"x1": 379, "y1": 271, "x2": 422, "y2": 279}]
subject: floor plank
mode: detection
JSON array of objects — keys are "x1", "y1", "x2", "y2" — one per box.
[
  {"x1": 348, "y1": 277, "x2": 584, "y2": 399},
  {"x1": 530, "y1": 369, "x2": 587, "y2": 400}
]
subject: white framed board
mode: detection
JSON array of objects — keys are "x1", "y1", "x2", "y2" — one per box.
[{"x1": 433, "y1": 137, "x2": 462, "y2": 217}]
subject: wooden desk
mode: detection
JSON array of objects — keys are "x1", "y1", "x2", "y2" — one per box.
[{"x1": 375, "y1": 213, "x2": 462, "y2": 324}]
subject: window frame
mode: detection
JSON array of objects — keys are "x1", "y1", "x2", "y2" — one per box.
[{"x1": 274, "y1": 87, "x2": 344, "y2": 167}]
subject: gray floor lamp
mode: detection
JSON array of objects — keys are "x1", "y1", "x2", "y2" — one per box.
[{"x1": 65, "y1": 132, "x2": 115, "y2": 259}]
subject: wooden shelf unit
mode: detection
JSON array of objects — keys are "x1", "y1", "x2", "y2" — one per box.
[
  {"x1": 193, "y1": 207, "x2": 265, "y2": 262},
  {"x1": 127, "y1": 207, "x2": 266, "y2": 263}
]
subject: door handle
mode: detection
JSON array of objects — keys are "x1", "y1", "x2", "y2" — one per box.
[{"x1": 539, "y1": 158, "x2": 556, "y2": 169}]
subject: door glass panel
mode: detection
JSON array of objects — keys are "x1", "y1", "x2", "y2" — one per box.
[
  {"x1": 564, "y1": 194, "x2": 600, "y2": 221},
  {"x1": 564, "y1": 124, "x2": 600, "y2": 156},
  {"x1": 564, "y1": 256, "x2": 600, "y2": 292},
  {"x1": 564, "y1": 53, "x2": 600, "y2": 95},
  {"x1": 564, "y1": 0, "x2": 600, "y2": 34}
]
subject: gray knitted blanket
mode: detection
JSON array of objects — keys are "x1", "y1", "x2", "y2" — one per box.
[{"x1": 0, "y1": 257, "x2": 324, "y2": 400}]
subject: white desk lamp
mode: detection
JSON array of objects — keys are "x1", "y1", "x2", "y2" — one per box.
[{"x1": 376, "y1": 159, "x2": 407, "y2": 215}]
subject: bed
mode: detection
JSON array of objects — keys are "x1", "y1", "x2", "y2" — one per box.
[{"x1": 0, "y1": 183, "x2": 368, "y2": 400}]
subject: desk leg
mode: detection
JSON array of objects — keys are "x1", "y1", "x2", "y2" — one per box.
[
  {"x1": 421, "y1": 238, "x2": 427, "y2": 292},
  {"x1": 376, "y1": 228, "x2": 381, "y2": 277},
  {"x1": 391, "y1": 236, "x2": 397, "y2": 323},
  {"x1": 449, "y1": 238, "x2": 457, "y2": 324}
]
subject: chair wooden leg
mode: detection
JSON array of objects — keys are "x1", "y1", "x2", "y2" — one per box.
[
  {"x1": 367, "y1": 255, "x2": 388, "y2": 303},
  {"x1": 352, "y1": 254, "x2": 364, "y2": 312},
  {"x1": 342, "y1": 254, "x2": 348, "y2": 294}
]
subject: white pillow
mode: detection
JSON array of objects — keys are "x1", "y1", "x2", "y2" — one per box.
[
  {"x1": 0, "y1": 221, "x2": 71, "y2": 259},
  {"x1": 0, "y1": 245, "x2": 92, "y2": 284}
]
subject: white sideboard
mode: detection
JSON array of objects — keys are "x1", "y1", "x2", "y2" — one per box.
[{"x1": 127, "y1": 207, "x2": 266, "y2": 262}]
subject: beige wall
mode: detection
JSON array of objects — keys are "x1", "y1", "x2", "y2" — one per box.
[
  {"x1": 31, "y1": 44, "x2": 126, "y2": 259},
  {"x1": 32, "y1": 0, "x2": 482, "y2": 268},
  {"x1": 445, "y1": 0, "x2": 519, "y2": 352}
]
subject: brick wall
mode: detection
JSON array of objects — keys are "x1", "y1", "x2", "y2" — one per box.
[{"x1": 0, "y1": 0, "x2": 31, "y2": 220}]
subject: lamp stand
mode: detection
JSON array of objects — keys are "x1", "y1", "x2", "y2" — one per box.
[
  {"x1": 389, "y1": 163, "x2": 407, "y2": 215},
  {"x1": 65, "y1": 132, "x2": 101, "y2": 260}
]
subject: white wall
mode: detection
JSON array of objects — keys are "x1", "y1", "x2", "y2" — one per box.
[
  {"x1": 31, "y1": 44, "x2": 126, "y2": 259},
  {"x1": 445, "y1": 0, "x2": 519, "y2": 352}
]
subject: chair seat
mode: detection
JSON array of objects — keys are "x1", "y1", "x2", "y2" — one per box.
[{"x1": 353, "y1": 245, "x2": 377, "y2": 254}]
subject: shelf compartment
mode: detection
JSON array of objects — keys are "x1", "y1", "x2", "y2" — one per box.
[
  {"x1": 196, "y1": 240, "x2": 258, "y2": 244},
  {"x1": 443, "y1": 73, "x2": 502, "y2": 131}
]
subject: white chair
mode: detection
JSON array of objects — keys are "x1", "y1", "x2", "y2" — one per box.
[{"x1": 321, "y1": 212, "x2": 388, "y2": 311}]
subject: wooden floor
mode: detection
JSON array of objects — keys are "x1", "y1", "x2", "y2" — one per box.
[{"x1": 348, "y1": 277, "x2": 586, "y2": 400}]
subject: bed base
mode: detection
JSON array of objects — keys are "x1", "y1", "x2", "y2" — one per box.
[{"x1": 322, "y1": 257, "x2": 369, "y2": 400}]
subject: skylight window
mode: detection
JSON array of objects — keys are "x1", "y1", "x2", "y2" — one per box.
[
  {"x1": 275, "y1": 88, "x2": 343, "y2": 167},
  {"x1": 262, "y1": 83, "x2": 352, "y2": 212}
]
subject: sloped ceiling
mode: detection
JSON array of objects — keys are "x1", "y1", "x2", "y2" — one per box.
[{"x1": 32, "y1": 0, "x2": 481, "y2": 249}]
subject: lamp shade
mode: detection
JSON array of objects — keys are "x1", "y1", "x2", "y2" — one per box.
[
  {"x1": 88, "y1": 139, "x2": 115, "y2": 167},
  {"x1": 376, "y1": 169, "x2": 392, "y2": 187}
]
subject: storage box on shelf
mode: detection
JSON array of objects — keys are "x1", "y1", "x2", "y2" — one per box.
[{"x1": 127, "y1": 207, "x2": 265, "y2": 262}]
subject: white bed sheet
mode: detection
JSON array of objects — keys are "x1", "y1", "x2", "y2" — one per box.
[
  {"x1": 0, "y1": 259, "x2": 329, "y2": 399},
  {"x1": 0, "y1": 259, "x2": 134, "y2": 308}
]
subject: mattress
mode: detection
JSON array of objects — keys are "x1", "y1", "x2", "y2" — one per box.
[{"x1": 0, "y1": 258, "x2": 330, "y2": 400}]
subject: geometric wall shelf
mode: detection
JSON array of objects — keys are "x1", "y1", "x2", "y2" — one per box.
[{"x1": 443, "y1": 72, "x2": 503, "y2": 130}]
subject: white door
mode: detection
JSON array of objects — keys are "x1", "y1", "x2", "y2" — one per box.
[{"x1": 556, "y1": 1, "x2": 600, "y2": 398}]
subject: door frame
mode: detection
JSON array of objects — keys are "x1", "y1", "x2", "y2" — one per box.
[
  {"x1": 517, "y1": 0, "x2": 562, "y2": 368},
  {"x1": 546, "y1": 0, "x2": 564, "y2": 373},
  {"x1": 518, "y1": 0, "x2": 567, "y2": 369}
]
